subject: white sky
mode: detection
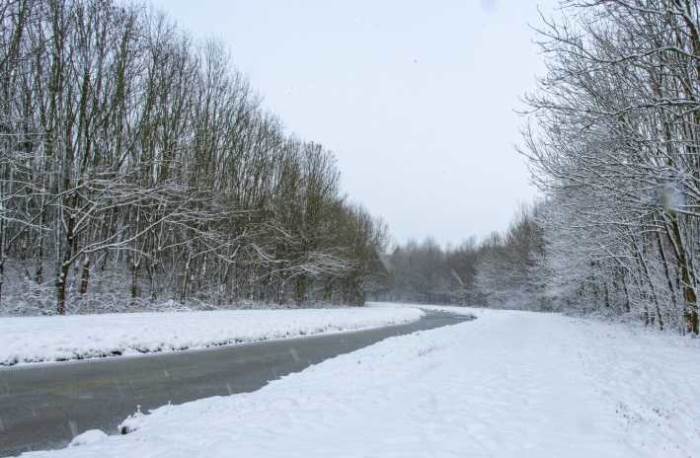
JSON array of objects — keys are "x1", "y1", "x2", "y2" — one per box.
[{"x1": 151, "y1": 0, "x2": 554, "y2": 246}]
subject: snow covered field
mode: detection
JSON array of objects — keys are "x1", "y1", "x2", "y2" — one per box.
[
  {"x1": 20, "y1": 305, "x2": 700, "y2": 457},
  {"x1": 0, "y1": 307, "x2": 424, "y2": 366}
]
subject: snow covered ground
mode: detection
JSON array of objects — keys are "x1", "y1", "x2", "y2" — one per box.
[
  {"x1": 0, "y1": 307, "x2": 424, "y2": 366},
  {"x1": 19, "y1": 305, "x2": 700, "y2": 457}
]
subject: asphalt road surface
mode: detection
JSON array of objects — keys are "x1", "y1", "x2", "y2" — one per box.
[{"x1": 0, "y1": 309, "x2": 471, "y2": 456}]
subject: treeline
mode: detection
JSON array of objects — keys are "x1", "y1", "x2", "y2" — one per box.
[
  {"x1": 389, "y1": 0, "x2": 700, "y2": 336},
  {"x1": 523, "y1": 0, "x2": 700, "y2": 335},
  {"x1": 381, "y1": 238, "x2": 480, "y2": 306},
  {"x1": 381, "y1": 207, "x2": 544, "y2": 310},
  {"x1": 0, "y1": 0, "x2": 387, "y2": 315}
]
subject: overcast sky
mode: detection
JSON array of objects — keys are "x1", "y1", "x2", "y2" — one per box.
[{"x1": 151, "y1": 0, "x2": 554, "y2": 247}]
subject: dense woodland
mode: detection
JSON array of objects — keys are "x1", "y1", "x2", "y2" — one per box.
[
  {"x1": 380, "y1": 206, "x2": 544, "y2": 310},
  {"x1": 386, "y1": 0, "x2": 700, "y2": 336},
  {"x1": 2, "y1": 0, "x2": 700, "y2": 337},
  {"x1": 0, "y1": 0, "x2": 388, "y2": 314},
  {"x1": 525, "y1": 0, "x2": 700, "y2": 335}
]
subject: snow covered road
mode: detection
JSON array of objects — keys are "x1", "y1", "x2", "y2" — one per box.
[{"x1": 19, "y1": 306, "x2": 700, "y2": 457}]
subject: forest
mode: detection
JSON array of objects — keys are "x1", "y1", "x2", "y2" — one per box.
[
  {"x1": 380, "y1": 206, "x2": 543, "y2": 310},
  {"x1": 385, "y1": 0, "x2": 700, "y2": 336},
  {"x1": 0, "y1": 0, "x2": 388, "y2": 315},
  {"x1": 525, "y1": 0, "x2": 700, "y2": 335},
  {"x1": 2, "y1": 0, "x2": 700, "y2": 338}
]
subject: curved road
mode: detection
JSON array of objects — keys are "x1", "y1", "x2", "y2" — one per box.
[{"x1": 0, "y1": 310, "x2": 470, "y2": 456}]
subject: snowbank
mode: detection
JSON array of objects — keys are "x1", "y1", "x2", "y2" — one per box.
[
  {"x1": 0, "y1": 307, "x2": 424, "y2": 366},
  {"x1": 21, "y1": 305, "x2": 700, "y2": 457}
]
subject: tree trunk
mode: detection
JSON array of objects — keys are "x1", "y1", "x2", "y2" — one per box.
[
  {"x1": 79, "y1": 256, "x2": 90, "y2": 295},
  {"x1": 668, "y1": 215, "x2": 698, "y2": 334},
  {"x1": 56, "y1": 215, "x2": 75, "y2": 315}
]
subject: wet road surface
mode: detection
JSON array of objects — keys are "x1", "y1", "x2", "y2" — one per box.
[{"x1": 0, "y1": 309, "x2": 471, "y2": 456}]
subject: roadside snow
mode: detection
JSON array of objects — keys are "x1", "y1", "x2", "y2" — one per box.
[
  {"x1": 0, "y1": 307, "x2": 424, "y2": 366},
  {"x1": 20, "y1": 305, "x2": 700, "y2": 457},
  {"x1": 67, "y1": 430, "x2": 108, "y2": 448}
]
